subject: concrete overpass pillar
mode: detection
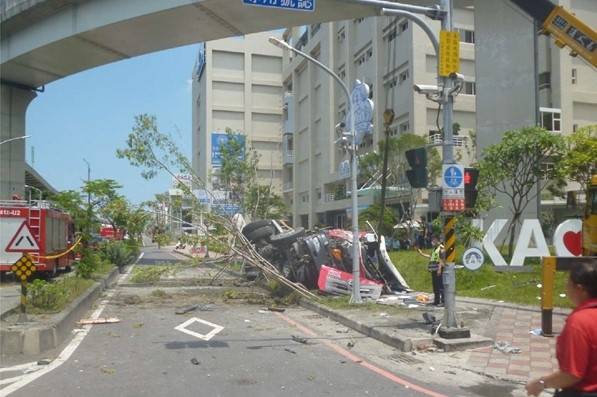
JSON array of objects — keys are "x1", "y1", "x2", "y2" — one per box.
[
  {"x1": 0, "y1": 83, "x2": 37, "y2": 200},
  {"x1": 474, "y1": 0, "x2": 539, "y2": 231}
]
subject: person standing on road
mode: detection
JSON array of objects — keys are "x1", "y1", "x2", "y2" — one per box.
[
  {"x1": 416, "y1": 237, "x2": 444, "y2": 306},
  {"x1": 526, "y1": 260, "x2": 597, "y2": 397}
]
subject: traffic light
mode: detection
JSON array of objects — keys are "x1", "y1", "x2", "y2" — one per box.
[
  {"x1": 464, "y1": 167, "x2": 479, "y2": 209},
  {"x1": 405, "y1": 148, "x2": 427, "y2": 188}
]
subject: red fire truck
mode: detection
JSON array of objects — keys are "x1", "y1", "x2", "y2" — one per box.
[
  {"x1": 100, "y1": 224, "x2": 124, "y2": 240},
  {"x1": 0, "y1": 200, "x2": 76, "y2": 278}
]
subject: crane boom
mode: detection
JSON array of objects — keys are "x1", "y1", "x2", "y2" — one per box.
[{"x1": 510, "y1": 0, "x2": 596, "y2": 67}]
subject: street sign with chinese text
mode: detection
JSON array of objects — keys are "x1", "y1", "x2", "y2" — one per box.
[
  {"x1": 442, "y1": 164, "x2": 465, "y2": 212},
  {"x1": 242, "y1": 0, "x2": 315, "y2": 12}
]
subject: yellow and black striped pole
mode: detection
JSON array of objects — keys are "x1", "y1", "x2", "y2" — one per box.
[
  {"x1": 444, "y1": 216, "x2": 457, "y2": 263},
  {"x1": 442, "y1": 216, "x2": 458, "y2": 328},
  {"x1": 541, "y1": 256, "x2": 556, "y2": 336}
]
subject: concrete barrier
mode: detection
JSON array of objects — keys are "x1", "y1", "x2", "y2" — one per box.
[{"x1": 1, "y1": 268, "x2": 120, "y2": 356}]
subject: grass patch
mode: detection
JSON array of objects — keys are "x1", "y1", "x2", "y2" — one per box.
[
  {"x1": 129, "y1": 265, "x2": 178, "y2": 284},
  {"x1": 27, "y1": 277, "x2": 94, "y2": 314},
  {"x1": 92, "y1": 260, "x2": 116, "y2": 279},
  {"x1": 389, "y1": 249, "x2": 571, "y2": 308}
]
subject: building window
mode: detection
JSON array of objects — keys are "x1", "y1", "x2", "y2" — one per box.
[
  {"x1": 539, "y1": 72, "x2": 551, "y2": 89},
  {"x1": 399, "y1": 70, "x2": 409, "y2": 83},
  {"x1": 399, "y1": 21, "x2": 408, "y2": 32},
  {"x1": 400, "y1": 122, "x2": 410, "y2": 133},
  {"x1": 354, "y1": 17, "x2": 364, "y2": 24},
  {"x1": 457, "y1": 28, "x2": 475, "y2": 43},
  {"x1": 338, "y1": 65, "x2": 346, "y2": 80},
  {"x1": 540, "y1": 108, "x2": 561, "y2": 133},
  {"x1": 571, "y1": 68, "x2": 577, "y2": 84},
  {"x1": 463, "y1": 81, "x2": 476, "y2": 95},
  {"x1": 385, "y1": 76, "x2": 398, "y2": 89},
  {"x1": 337, "y1": 28, "x2": 346, "y2": 43},
  {"x1": 367, "y1": 48, "x2": 373, "y2": 59},
  {"x1": 387, "y1": 29, "x2": 397, "y2": 42},
  {"x1": 310, "y1": 23, "x2": 321, "y2": 37},
  {"x1": 573, "y1": 124, "x2": 578, "y2": 132}
]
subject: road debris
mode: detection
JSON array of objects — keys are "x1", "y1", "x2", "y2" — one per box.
[
  {"x1": 190, "y1": 358, "x2": 200, "y2": 365},
  {"x1": 480, "y1": 285, "x2": 496, "y2": 291},
  {"x1": 429, "y1": 366, "x2": 435, "y2": 371},
  {"x1": 123, "y1": 295, "x2": 142, "y2": 305},
  {"x1": 267, "y1": 307, "x2": 285, "y2": 313},
  {"x1": 37, "y1": 359, "x2": 51, "y2": 365},
  {"x1": 493, "y1": 341, "x2": 521, "y2": 354},
  {"x1": 284, "y1": 348, "x2": 297, "y2": 354},
  {"x1": 346, "y1": 340, "x2": 355, "y2": 349},
  {"x1": 529, "y1": 328, "x2": 543, "y2": 336},
  {"x1": 175, "y1": 305, "x2": 199, "y2": 315},
  {"x1": 422, "y1": 312, "x2": 437, "y2": 325},
  {"x1": 77, "y1": 317, "x2": 120, "y2": 325},
  {"x1": 336, "y1": 328, "x2": 349, "y2": 334},
  {"x1": 100, "y1": 367, "x2": 116, "y2": 375},
  {"x1": 291, "y1": 335, "x2": 308, "y2": 344}
]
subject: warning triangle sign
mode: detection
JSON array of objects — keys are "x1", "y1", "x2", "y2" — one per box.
[{"x1": 5, "y1": 221, "x2": 40, "y2": 252}]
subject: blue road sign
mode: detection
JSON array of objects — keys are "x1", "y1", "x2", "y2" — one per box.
[
  {"x1": 443, "y1": 165, "x2": 463, "y2": 188},
  {"x1": 242, "y1": 0, "x2": 315, "y2": 12}
]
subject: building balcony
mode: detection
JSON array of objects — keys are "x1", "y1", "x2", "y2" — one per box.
[{"x1": 283, "y1": 151, "x2": 294, "y2": 165}]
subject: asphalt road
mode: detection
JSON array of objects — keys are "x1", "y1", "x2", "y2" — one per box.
[
  {"x1": 136, "y1": 245, "x2": 186, "y2": 265},
  {"x1": 0, "y1": 245, "x2": 489, "y2": 397}
]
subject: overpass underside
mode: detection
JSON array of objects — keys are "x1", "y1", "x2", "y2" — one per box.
[{"x1": 1, "y1": 0, "x2": 539, "y2": 203}]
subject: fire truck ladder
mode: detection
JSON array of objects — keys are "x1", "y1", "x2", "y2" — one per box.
[{"x1": 28, "y1": 204, "x2": 41, "y2": 241}]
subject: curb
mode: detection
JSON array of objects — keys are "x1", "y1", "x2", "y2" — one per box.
[
  {"x1": 300, "y1": 299, "x2": 494, "y2": 353},
  {"x1": 300, "y1": 299, "x2": 414, "y2": 352},
  {"x1": 0, "y1": 268, "x2": 120, "y2": 356}
]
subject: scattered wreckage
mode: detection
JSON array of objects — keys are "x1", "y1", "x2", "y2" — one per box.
[{"x1": 240, "y1": 220, "x2": 411, "y2": 300}]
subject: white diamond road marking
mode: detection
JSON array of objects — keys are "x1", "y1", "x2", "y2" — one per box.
[{"x1": 174, "y1": 317, "x2": 224, "y2": 341}]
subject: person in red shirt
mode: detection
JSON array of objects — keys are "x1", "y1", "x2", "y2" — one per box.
[{"x1": 526, "y1": 260, "x2": 597, "y2": 397}]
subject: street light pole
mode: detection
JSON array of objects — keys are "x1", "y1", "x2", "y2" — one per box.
[
  {"x1": 0, "y1": 135, "x2": 30, "y2": 146},
  {"x1": 269, "y1": 37, "x2": 362, "y2": 304},
  {"x1": 83, "y1": 158, "x2": 91, "y2": 236}
]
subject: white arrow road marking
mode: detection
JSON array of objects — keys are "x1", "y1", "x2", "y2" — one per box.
[{"x1": 174, "y1": 317, "x2": 224, "y2": 341}]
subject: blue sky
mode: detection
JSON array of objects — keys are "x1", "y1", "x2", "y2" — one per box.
[{"x1": 26, "y1": 44, "x2": 199, "y2": 205}]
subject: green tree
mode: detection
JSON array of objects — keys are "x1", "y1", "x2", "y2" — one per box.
[
  {"x1": 245, "y1": 185, "x2": 287, "y2": 220},
  {"x1": 50, "y1": 190, "x2": 92, "y2": 234},
  {"x1": 562, "y1": 125, "x2": 597, "y2": 195},
  {"x1": 358, "y1": 203, "x2": 397, "y2": 236},
  {"x1": 217, "y1": 128, "x2": 258, "y2": 205},
  {"x1": 478, "y1": 126, "x2": 566, "y2": 260}
]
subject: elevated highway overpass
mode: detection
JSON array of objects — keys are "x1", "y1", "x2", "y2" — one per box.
[{"x1": 1, "y1": 0, "x2": 548, "y2": 201}]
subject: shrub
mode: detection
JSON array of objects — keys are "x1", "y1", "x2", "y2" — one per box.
[
  {"x1": 77, "y1": 249, "x2": 104, "y2": 279},
  {"x1": 28, "y1": 279, "x2": 66, "y2": 310},
  {"x1": 102, "y1": 241, "x2": 134, "y2": 268}
]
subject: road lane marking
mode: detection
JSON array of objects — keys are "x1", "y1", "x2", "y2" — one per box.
[
  {"x1": 275, "y1": 312, "x2": 448, "y2": 397},
  {"x1": 174, "y1": 317, "x2": 224, "y2": 341}
]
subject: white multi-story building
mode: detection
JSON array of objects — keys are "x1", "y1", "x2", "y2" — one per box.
[
  {"x1": 191, "y1": 31, "x2": 284, "y2": 194},
  {"x1": 281, "y1": 9, "x2": 477, "y2": 229}
]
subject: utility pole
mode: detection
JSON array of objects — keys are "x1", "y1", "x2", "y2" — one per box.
[{"x1": 83, "y1": 158, "x2": 91, "y2": 237}]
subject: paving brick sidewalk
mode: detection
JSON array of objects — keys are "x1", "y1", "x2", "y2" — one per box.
[{"x1": 467, "y1": 306, "x2": 568, "y2": 381}]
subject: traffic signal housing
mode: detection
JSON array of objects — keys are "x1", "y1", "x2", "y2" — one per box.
[
  {"x1": 405, "y1": 148, "x2": 428, "y2": 188},
  {"x1": 464, "y1": 167, "x2": 479, "y2": 209}
]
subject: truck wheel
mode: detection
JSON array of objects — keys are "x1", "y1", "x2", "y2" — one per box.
[
  {"x1": 242, "y1": 220, "x2": 273, "y2": 237},
  {"x1": 269, "y1": 228, "x2": 305, "y2": 246},
  {"x1": 245, "y1": 226, "x2": 275, "y2": 242}
]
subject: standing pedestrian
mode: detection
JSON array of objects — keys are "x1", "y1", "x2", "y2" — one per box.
[
  {"x1": 525, "y1": 260, "x2": 597, "y2": 396},
  {"x1": 416, "y1": 237, "x2": 444, "y2": 306}
]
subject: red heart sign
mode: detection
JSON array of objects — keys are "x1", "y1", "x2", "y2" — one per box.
[{"x1": 563, "y1": 231, "x2": 582, "y2": 256}]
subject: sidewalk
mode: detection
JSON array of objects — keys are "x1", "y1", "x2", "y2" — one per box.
[{"x1": 302, "y1": 294, "x2": 570, "y2": 384}]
